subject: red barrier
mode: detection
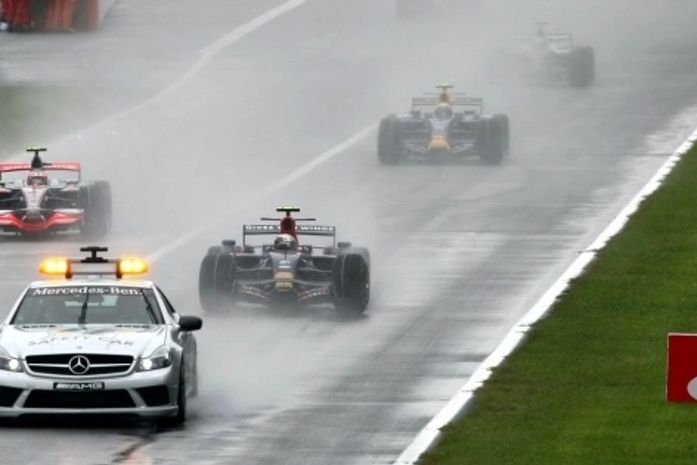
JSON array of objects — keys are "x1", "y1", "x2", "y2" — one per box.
[
  {"x1": 81, "y1": 0, "x2": 114, "y2": 31},
  {"x1": 667, "y1": 333, "x2": 697, "y2": 402}
]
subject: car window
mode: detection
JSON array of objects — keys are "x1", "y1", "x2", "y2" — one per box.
[
  {"x1": 12, "y1": 286, "x2": 163, "y2": 325},
  {"x1": 156, "y1": 287, "x2": 177, "y2": 317}
]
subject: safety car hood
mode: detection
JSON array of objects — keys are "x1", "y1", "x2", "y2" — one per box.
[{"x1": 0, "y1": 325, "x2": 167, "y2": 358}]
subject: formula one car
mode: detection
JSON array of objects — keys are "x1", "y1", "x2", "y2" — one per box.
[
  {"x1": 507, "y1": 23, "x2": 595, "y2": 87},
  {"x1": 0, "y1": 148, "x2": 112, "y2": 237},
  {"x1": 199, "y1": 207, "x2": 370, "y2": 315},
  {"x1": 0, "y1": 247, "x2": 202, "y2": 424},
  {"x1": 378, "y1": 85, "x2": 509, "y2": 165}
]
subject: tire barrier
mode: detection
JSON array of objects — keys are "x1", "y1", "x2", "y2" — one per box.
[{"x1": 1, "y1": 0, "x2": 115, "y2": 32}]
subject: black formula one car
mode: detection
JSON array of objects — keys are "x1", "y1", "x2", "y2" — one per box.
[
  {"x1": 0, "y1": 148, "x2": 112, "y2": 238},
  {"x1": 199, "y1": 207, "x2": 370, "y2": 315},
  {"x1": 507, "y1": 23, "x2": 595, "y2": 88},
  {"x1": 378, "y1": 85, "x2": 509, "y2": 165}
]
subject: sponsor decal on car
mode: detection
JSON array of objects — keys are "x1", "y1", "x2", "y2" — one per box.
[
  {"x1": 54, "y1": 382, "x2": 105, "y2": 391},
  {"x1": 31, "y1": 286, "x2": 142, "y2": 297}
]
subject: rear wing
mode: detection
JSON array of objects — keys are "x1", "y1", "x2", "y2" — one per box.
[
  {"x1": 522, "y1": 32, "x2": 573, "y2": 46},
  {"x1": 412, "y1": 96, "x2": 484, "y2": 114},
  {"x1": 545, "y1": 32, "x2": 573, "y2": 42},
  {"x1": 243, "y1": 224, "x2": 336, "y2": 246},
  {"x1": 0, "y1": 162, "x2": 81, "y2": 181}
]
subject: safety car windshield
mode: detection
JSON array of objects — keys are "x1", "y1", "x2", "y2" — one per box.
[{"x1": 11, "y1": 286, "x2": 163, "y2": 325}]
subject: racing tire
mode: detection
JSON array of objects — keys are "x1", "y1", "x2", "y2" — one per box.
[
  {"x1": 480, "y1": 118, "x2": 505, "y2": 165},
  {"x1": 94, "y1": 181, "x2": 113, "y2": 233},
  {"x1": 206, "y1": 245, "x2": 233, "y2": 256},
  {"x1": 569, "y1": 46, "x2": 595, "y2": 88},
  {"x1": 493, "y1": 114, "x2": 510, "y2": 155},
  {"x1": 198, "y1": 251, "x2": 235, "y2": 312},
  {"x1": 158, "y1": 365, "x2": 186, "y2": 428},
  {"x1": 378, "y1": 116, "x2": 403, "y2": 165},
  {"x1": 79, "y1": 181, "x2": 112, "y2": 239},
  {"x1": 334, "y1": 248, "x2": 370, "y2": 315}
]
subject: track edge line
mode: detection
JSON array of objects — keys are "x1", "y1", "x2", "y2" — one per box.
[{"x1": 392, "y1": 126, "x2": 697, "y2": 465}]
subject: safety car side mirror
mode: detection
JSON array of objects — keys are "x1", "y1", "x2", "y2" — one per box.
[{"x1": 178, "y1": 316, "x2": 203, "y2": 332}]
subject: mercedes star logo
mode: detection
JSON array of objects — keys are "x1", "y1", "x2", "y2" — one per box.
[{"x1": 68, "y1": 355, "x2": 90, "y2": 375}]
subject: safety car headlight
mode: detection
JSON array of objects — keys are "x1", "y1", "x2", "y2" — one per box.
[
  {"x1": 0, "y1": 346, "x2": 22, "y2": 372},
  {"x1": 138, "y1": 346, "x2": 171, "y2": 371}
]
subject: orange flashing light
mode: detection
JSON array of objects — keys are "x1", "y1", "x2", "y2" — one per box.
[{"x1": 38, "y1": 258, "x2": 71, "y2": 277}]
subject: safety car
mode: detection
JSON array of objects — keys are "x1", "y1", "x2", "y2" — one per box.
[{"x1": 0, "y1": 247, "x2": 202, "y2": 424}]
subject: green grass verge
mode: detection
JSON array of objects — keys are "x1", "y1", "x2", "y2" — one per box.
[
  {"x1": 420, "y1": 145, "x2": 697, "y2": 465},
  {"x1": 0, "y1": 85, "x2": 144, "y2": 158}
]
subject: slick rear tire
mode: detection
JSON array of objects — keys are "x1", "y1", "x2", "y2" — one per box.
[
  {"x1": 198, "y1": 252, "x2": 235, "y2": 313},
  {"x1": 334, "y1": 250, "x2": 370, "y2": 315},
  {"x1": 480, "y1": 118, "x2": 505, "y2": 165},
  {"x1": 79, "y1": 181, "x2": 112, "y2": 239},
  {"x1": 378, "y1": 116, "x2": 403, "y2": 165},
  {"x1": 493, "y1": 114, "x2": 510, "y2": 155},
  {"x1": 569, "y1": 46, "x2": 595, "y2": 88}
]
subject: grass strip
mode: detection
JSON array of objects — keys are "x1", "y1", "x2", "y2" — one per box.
[{"x1": 421, "y1": 144, "x2": 697, "y2": 465}]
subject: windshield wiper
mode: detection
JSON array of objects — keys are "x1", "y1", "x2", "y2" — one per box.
[{"x1": 79, "y1": 290, "x2": 90, "y2": 324}]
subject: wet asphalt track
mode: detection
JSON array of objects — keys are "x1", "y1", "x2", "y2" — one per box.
[{"x1": 1, "y1": 0, "x2": 697, "y2": 464}]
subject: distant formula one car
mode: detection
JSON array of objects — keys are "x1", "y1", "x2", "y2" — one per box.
[
  {"x1": 0, "y1": 148, "x2": 112, "y2": 237},
  {"x1": 199, "y1": 207, "x2": 370, "y2": 315},
  {"x1": 507, "y1": 23, "x2": 595, "y2": 87},
  {"x1": 378, "y1": 85, "x2": 509, "y2": 165}
]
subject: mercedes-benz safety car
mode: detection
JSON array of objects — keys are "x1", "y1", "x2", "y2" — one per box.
[
  {"x1": 506, "y1": 23, "x2": 595, "y2": 87},
  {"x1": 0, "y1": 148, "x2": 112, "y2": 237},
  {"x1": 199, "y1": 207, "x2": 370, "y2": 315},
  {"x1": 0, "y1": 247, "x2": 202, "y2": 424},
  {"x1": 378, "y1": 85, "x2": 509, "y2": 165}
]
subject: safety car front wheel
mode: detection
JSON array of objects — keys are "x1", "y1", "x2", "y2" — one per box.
[{"x1": 157, "y1": 365, "x2": 186, "y2": 428}]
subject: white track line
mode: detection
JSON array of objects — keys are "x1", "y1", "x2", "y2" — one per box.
[
  {"x1": 393, "y1": 126, "x2": 697, "y2": 465},
  {"x1": 26, "y1": 0, "x2": 305, "y2": 149},
  {"x1": 146, "y1": 123, "x2": 377, "y2": 262},
  {"x1": 106, "y1": 0, "x2": 306, "y2": 122}
]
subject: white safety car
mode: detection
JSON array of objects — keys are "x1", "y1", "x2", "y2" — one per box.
[{"x1": 0, "y1": 247, "x2": 202, "y2": 425}]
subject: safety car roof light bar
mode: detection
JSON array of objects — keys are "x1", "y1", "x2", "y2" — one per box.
[
  {"x1": 39, "y1": 247, "x2": 149, "y2": 280},
  {"x1": 80, "y1": 246, "x2": 110, "y2": 264}
]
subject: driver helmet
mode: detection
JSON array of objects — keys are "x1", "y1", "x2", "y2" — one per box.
[
  {"x1": 434, "y1": 103, "x2": 453, "y2": 120},
  {"x1": 273, "y1": 234, "x2": 297, "y2": 251},
  {"x1": 27, "y1": 171, "x2": 48, "y2": 187}
]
